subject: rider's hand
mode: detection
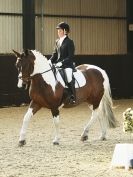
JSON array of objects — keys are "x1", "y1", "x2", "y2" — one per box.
[{"x1": 56, "y1": 62, "x2": 62, "y2": 67}]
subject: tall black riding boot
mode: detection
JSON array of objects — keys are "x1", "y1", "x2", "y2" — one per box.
[{"x1": 68, "y1": 81, "x2": 76, "y2": 104}]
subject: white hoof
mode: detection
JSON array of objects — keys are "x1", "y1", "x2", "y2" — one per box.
[
  {"x1": 53, "y1": 137, "x2": 59, "y2": 145},
  {"x1": 81, "y1": 135, "x2": 88, "y2": 142},
  {"x1": 53, "y1": 141, "x2": 59, "y2": 145}
]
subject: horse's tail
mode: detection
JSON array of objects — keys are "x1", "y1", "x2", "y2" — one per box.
[{"x1": 99, "y1": 69, "x2": 117, "y2": 128}]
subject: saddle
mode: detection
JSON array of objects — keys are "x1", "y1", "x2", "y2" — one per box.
[
  {"x1": 53, "y1": 67, "x2": 86, "y2": 104},
  {"x1": 57, "y1": 68, "x2": 86, "y2": 88}
]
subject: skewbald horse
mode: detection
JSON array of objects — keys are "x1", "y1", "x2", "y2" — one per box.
[{"x1": 13, "y1": 49, "x2": 116, "y2": 146}]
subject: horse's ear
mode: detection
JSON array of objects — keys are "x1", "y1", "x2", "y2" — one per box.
[{"x1": 12, "y1": 49, "x2": 21, "y2": 57}]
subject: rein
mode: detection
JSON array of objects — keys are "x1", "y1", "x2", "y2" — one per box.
[
  {"x1": 40, "y1": 67, "x2": 54, "y2": 75},
  {"x1": 18, "y1": 64, "x2": 58, "y2": 81}
]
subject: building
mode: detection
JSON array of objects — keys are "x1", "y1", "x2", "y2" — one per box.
[{"x1": 0, "y1": 0, "x2": 132, "y2": 106}]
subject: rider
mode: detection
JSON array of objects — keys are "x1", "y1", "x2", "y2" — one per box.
[{"x1": 49, "y1": 22, "x2": 76, "y2": 104}]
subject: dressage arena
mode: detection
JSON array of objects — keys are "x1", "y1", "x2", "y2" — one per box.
[{"x1": 0, "y1": 99, "x2": 133, "y2": 177}]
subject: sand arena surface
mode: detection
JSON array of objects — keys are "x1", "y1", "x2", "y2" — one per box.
[{"x1": 0, "y1": 99, "x2": 133, "y2": 177}]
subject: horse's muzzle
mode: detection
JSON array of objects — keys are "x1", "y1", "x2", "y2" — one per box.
[{"x1": 18, "y1": 75, "x2": 31, "y2": 89}]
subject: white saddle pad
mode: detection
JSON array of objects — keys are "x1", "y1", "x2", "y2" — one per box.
[{"x1": 56, "y1": 69, "x2": 86, "y2": 88}]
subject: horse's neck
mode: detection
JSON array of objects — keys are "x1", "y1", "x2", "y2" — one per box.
[
  {"x1": 33, "y1": 61, "x2": 57, "y2": 92},
  {"x1": 32, "y1": 58, "x2": 49, "y2": 75},
  {"x1": 30, "y1": 74, "x2": 48, "y2": 86},
  {"x1": 31, "y1": 50, "x2": 57, "y2": 92},
  {"x1": 31, "y1": 50, "x2": 51, "y2": 75}
]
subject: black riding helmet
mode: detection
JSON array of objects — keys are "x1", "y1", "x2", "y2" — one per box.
[{"x1": 56, "y1": 22, "x2": 70, "y2": 33}]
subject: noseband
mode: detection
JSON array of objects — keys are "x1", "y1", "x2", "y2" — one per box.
[{"x1": 18, "y1": 75, "x2": 32, "y2": 82}]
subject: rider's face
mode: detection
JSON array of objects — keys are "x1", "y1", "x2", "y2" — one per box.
[{"x1": 57, "y1": 29, "x2": 65, "y2": 38}]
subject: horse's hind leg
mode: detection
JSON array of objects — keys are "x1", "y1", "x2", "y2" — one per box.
[
  {"x1": 81, "y1": 108, "x2": 99, "y2": 141},
  {"x1": 98, "y1": 117, "x2": 107, "y2": 140},
  {"x1": 19, "y1": 101, "x2": 41, "y2": 147}
]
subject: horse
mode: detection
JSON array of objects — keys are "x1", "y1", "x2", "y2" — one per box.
[{"x1": 13, "y1": 49, "x2": 117, "y2": 146}]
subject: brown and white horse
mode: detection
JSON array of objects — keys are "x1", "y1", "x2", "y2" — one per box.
[{"x1": 13, "y1": 49, "x2": 116, "y2": 146}]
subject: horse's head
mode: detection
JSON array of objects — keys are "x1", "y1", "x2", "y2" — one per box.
[{"x1": 13, "y1": 49, "x2": 35, "y2": 87}]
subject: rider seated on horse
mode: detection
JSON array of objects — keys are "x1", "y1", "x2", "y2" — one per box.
[{"x1": 49, "y1": 22, "x2": 76, "y2": 104}]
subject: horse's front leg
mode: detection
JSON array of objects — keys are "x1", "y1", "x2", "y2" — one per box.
[
  {"x1": 19, "y1": 101, "x2": 41, "y2": 147},
  {"x1": 51, "y1": 109, "x2": 60, "y2": 145}
]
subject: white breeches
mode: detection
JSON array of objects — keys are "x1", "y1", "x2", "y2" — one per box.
[{"x1": 64, "y1": 68, "x2": 73, "y2": 83}]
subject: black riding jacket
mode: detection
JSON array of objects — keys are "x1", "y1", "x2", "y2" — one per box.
[{"x1": 50, "y1": 36, "x2": 75, "y2": 69}]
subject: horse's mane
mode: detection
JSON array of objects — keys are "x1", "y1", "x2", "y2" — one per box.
[
  {"x1": 32, "y1": 50, "x2": 48, "y2": 62},
  {"x1": 31, "y1": 50, "x2": 50, "y2": 75}
]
